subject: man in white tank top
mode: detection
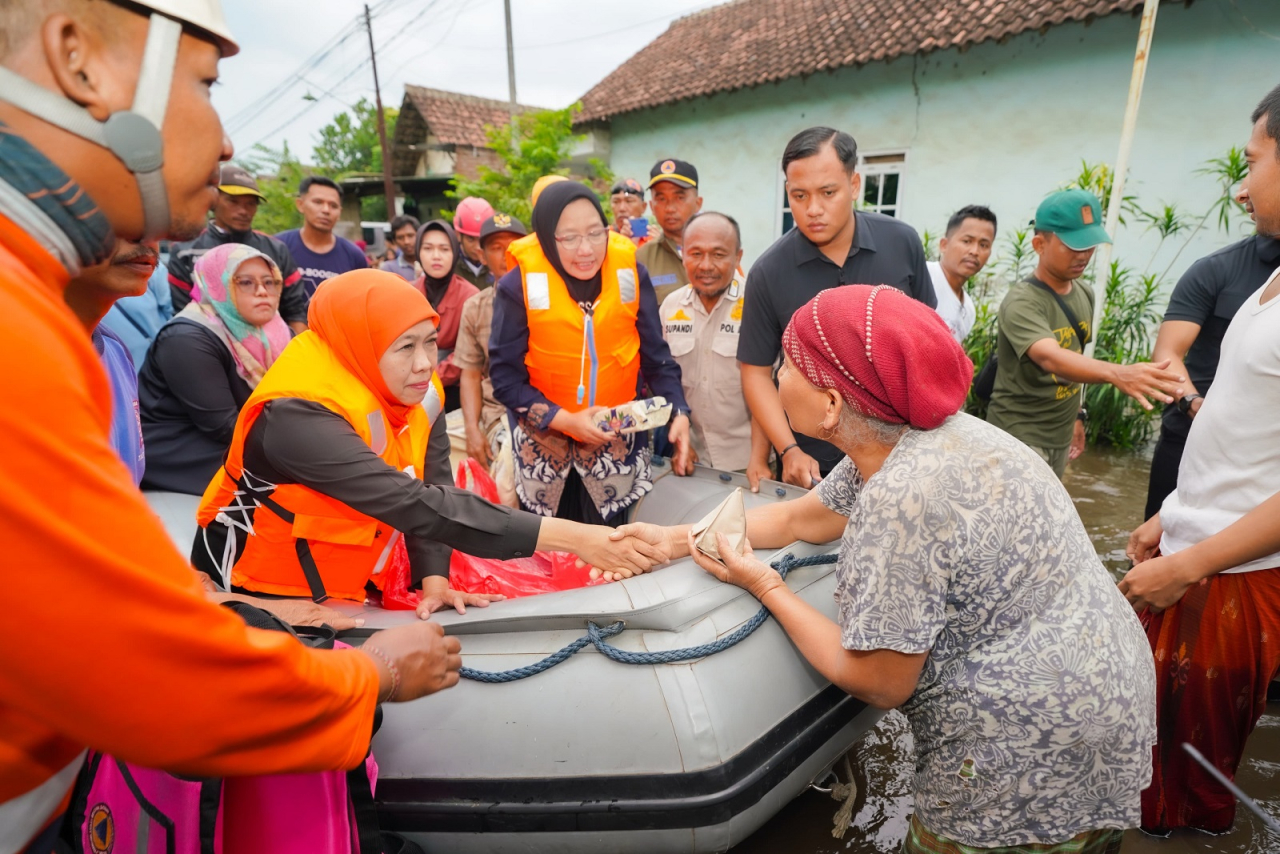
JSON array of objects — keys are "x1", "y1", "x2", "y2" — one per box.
[{"x1": 1120, "y1": 82, "x2": 1280, "y2": 836}]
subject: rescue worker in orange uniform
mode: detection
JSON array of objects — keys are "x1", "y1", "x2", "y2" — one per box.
[
  {"x1": 489, "y1": 181, "x2": 695, "y2": 525},
  {"x1": 0, "y1": 2, "x2": 458, "y2": 848},
  {"x1": 195, "y1": 269, "x2": 672, "y2": 617}
]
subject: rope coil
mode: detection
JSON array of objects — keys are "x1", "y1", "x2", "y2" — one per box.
[{"x1": 460, "y1": 552, "x2": 838, "y2": 684}]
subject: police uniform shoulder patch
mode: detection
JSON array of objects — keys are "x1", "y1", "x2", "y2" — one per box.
[{"x1": 89, "y1": 803, "x2": 114, "y2": 854}]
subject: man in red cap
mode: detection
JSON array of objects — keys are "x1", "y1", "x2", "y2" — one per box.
[{"x1": 453, "y1": 196, "x2": 495, "y2": 287}]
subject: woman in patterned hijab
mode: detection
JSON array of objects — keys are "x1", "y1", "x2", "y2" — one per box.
[
  {"x1": 180, "y1": 243, "x2": 292, "y2": 385},
  {"x1": 612, "y1": 286, "x2": 1157, "y2": 854},
  {"x1": 138, "y1": 244, "x2": 292, "y2": 494}
]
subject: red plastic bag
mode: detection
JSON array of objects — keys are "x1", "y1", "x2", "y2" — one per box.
[
  {"x1": 449, "y1": 460, "x2": 604, "y2": 598},
  {"x1": 377, "y1": 460, "x2": 603, "y2": 608}
]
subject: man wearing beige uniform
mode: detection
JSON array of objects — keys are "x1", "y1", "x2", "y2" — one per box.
[
  {"x1": 454, "y1": 213, "x2": 527, "y2": 506},
  {"x1": 661, "y1": 212, "x2": 771, "y2": 487}
]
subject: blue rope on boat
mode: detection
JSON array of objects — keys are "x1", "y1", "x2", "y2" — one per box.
[{"x1": 460, "y1": 552, "x2": 838, "y2": 684}]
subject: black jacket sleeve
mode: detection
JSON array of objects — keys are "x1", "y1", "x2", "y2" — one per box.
[
  {"x1": 241, "y1": 399, "x2": 541, "y2": 584},
  {"x1": 634, "y1": 265, "x2": 690, "y2": 414},
  {"x1": 907, "y1": 233, "x2": 937, "y2": 309},
  {"x1": 167, "y1": 240, "x2": 197, "y2": 312},
  {"x1": 266, "y1": 235, "x2": 309, "y2": 326},
  {"x1": 403, "y1": 415, "x2": 457, "y2": 584},
  {"x1": 151, "y1": 321, "x2": 245, "y2": 442}
]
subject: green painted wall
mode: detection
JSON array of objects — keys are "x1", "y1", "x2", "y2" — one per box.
[{"x1": 606, "y1": 0, "x2": 1276, "y2": 280}]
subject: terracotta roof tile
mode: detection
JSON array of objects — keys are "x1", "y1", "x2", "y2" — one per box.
[
  {"x1": 578, "y1": 0, "x2": 1142, "y2": 122},
  {"x1": 402, "y1": 85, "x2": 537, "y2": 148}
]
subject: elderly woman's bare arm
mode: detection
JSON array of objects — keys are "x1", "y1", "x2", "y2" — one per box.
[
  {"x1": 689, "y1": 531, "x2": 927, "y2": 708},
  {"x1": 606, "y1": 487, "x2": 848, "y2": 574}
]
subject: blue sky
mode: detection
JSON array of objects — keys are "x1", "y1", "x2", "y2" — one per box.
[{"x1": 213, "y1": 0, "x2": 715, "y2": 164}]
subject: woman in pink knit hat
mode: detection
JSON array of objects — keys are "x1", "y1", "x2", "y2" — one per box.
[{"x1": 616, "y1": 285, "x2": 1156, "y2": 853}]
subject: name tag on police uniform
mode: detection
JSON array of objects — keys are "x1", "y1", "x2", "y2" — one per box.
[
  {"x1": 664, "y1": 307, "x2": 693, "y2": 336},
  {"x1": 526, "y1": 272, "x2": 551, "y2": 310},
  {"x1": 617, "y1": 269, "x2": 637, "y2": 304}
]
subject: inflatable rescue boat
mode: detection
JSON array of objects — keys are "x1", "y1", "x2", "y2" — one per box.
[{"x1": 145, "y1": 463, "x2": 884, "y2": 854}]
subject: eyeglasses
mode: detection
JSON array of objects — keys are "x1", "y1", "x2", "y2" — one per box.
[
  {"x1": 232, "y1": 277, "x2": 283, "y2": 294},
  {"x1": 553, "y1": 228, "x2": 609, "y2": 250}
]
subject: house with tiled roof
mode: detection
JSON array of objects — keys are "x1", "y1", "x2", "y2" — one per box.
[
  {"x1": 340, "y1": 85, "x2": 538, "y2": 225},
  {"x1": 578, "y1": 0, "x2": 1277, "y2": 273}
]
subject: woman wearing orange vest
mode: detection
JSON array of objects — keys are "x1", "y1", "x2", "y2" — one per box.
[
  {"x1": 195, "y1": 269, "x2": 667, "y2": 616},
  {"x1": 490, "y1": 181, "x2": 694, "y2": 525}
]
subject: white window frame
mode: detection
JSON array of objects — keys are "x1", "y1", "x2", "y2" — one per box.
[
  {"x1": 777, "y1": 149, "x2": 910, "y2": 236},
  {"x1": 858, "y1": 149, "x2": 909, "y2": 220}
]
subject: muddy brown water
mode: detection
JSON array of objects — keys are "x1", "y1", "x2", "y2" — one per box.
[{"x1": 736, "y1": 447, "x2": 1280, "y2": 854}]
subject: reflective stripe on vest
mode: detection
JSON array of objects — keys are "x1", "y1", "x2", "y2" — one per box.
[
  {"x1": 0, "y1": 750, "x2": 85, "y2": 854},
  {"x1": 196, "y1": 332, "x2": 443, "y2": 601},
  {"x1": 507, "y1": 231, "x2": 642, "y2": 416}
]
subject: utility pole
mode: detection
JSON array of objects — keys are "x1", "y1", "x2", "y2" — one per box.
[
  {"x1": 503, "y1": 0, "x2": 518, "y2": 143},
  {"x1": 1085, "y1": 0, "x2": 1159, "y2": 357},
  {"x1": 365, "y1": 4, "x2": 398, "y2": 218}
]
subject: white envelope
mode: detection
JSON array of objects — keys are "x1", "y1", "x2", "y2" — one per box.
[{"x1": 691, "y1": 488, "x2": 748, "y2": 564}]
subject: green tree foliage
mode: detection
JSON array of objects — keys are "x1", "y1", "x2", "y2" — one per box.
[
  {"x1": 233, "y1": 100, "x2": 400, "y2": 231},
  {"x1": 313, "y1": 97, "x2": 398, "y2": 176},
  {"x1": 448, "y1": 103, "x2": 613, "y2": 224},
  {"x1": 233, "y1": 141, "x2": 307, "y2": 235}
]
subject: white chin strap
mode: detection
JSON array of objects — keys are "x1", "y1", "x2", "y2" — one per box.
[{"x1": 0, "y1": 13, "x2": 181, "y2": 240}]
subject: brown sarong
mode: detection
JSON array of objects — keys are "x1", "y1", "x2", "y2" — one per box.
[{"x1": 1141, "y1": 566, "x2": 1280, "y2": 832}]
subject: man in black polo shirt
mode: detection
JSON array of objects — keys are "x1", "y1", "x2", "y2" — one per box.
[
  {"x1": 737, "y1": 126, "x2": 934, "y2": 487},
  {"x1": 1143, "y1": 212, "x2": 1280, "y2": 518}
]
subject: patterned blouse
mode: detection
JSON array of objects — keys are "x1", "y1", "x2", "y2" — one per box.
[{"x1": 816, "y1": 413, "x2": 1155, "y2": 846}]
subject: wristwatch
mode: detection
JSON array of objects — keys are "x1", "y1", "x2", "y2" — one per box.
[{"x1": 1177, "y1": 393, "x2": 1203, "y2": 415}]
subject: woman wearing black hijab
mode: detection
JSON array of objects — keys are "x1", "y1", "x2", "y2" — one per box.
[
  {"x1": 412, "y1": 219, "x2": 478, "y2": 411},
  {"x1": 488, "y1": 181, "x2": 693, "y2": 525}
]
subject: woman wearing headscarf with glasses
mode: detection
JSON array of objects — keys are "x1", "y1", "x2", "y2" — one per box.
[
  {"x1": 488, "y1": 180, "x2": 694, "y2": 526},
  {"x1": 613, "y1": 286, "x2": 1157, "y2": 853},
  {"x1": 139, "y1": 243, "x2": 292, "y2": 495},
  {"x1": 411, "y1": 219, "x2": 478, "y2": 412},
  {"x1": 194, "y1": 270, "x2": 672, "y2": 616}
]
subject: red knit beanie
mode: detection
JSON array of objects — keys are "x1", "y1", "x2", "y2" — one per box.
[{"x1": 781, "y1": 285, "x2": 973, "y2": 429}]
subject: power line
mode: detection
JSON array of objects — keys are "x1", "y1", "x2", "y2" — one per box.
[
  {"x1": 240, "y1": 0, "x2": 460, "y2": 153},
  {"x1": 224, "y1": 20, "x2": 365, "y2": 132},
  {"x1": 382, "y1": 0, "x2": 477, "y2": 82},
  {"x1": 223, "y1": 0, "x2": 403, "y2": 135}
]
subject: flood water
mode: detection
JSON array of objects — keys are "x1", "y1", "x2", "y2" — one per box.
[{"x1": 736, "y1": 446, "x2": 1280, "y2": 854}]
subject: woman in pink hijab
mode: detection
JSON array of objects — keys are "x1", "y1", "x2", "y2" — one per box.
[{"x1": 139, "y1": 243, "x2": 292, "y2": 494}]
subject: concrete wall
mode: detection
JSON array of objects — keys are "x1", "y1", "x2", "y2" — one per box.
[{"x1": 605, "y1": 0, "x2": 1277, "y2": 286}]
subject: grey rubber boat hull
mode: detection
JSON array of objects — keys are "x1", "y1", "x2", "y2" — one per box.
[{"x1": 145, "y1": 464, "x2": 884, "y2": 853}]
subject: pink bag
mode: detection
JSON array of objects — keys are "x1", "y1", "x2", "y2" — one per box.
[
  {"x1": 71, "y1": 639, "x2": 382, "y2": 854},
  {"x1": 73, "y1": 753, "x2": 379, "y2": 854}
]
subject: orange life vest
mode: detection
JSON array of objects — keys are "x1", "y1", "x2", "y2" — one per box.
[
  {"x1": 196, "y1": 332, "x2": 444, "y2": 601},
  {"x1": 507, "y1": 231, "x2": 642, "y2": 423}
]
